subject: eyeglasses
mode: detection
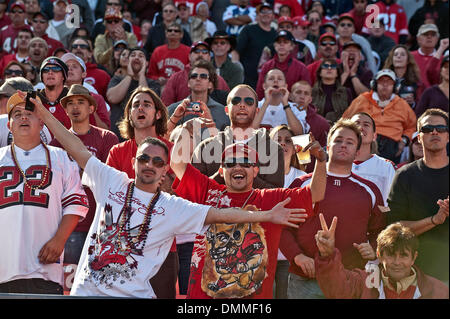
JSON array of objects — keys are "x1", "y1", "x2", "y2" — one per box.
[
  {"x1": 193, "y1": 49, "x2": 209, "y2": 54},
  {"x1": 11, "y1": 10, "x2": 24, "y2": 14},
  {"x1": 321, "y1": 63, "x2": 337, "y2": 69},
  {"x1": 339, "y1": 23, "x2": 353, "y2": 28},
  {"x1": 320, "y1": 41, "x2": 336, "y2": 46},
  {"x1": 71, "y1": 44, "x2": 89, "y2": 50},
  {"x1": 230, "y1": 96, "x2": 255, "y2": 106},
  {"x1": 136, "y1": 154, "x2": 166, "y2": 168},
  {"x1": 32, "y1": 19, "x2": 47, "y2": 24},
  {"x1": 4, "y1": 69, "x2": 24, "y2": 76},
  {"x1": 106, "y1": 2, "x2": 121, "y2": 6},
  {"x1": 189, "y1": 73, "x2": 209, "y2": 80},
  {"x1": 41, "y1": 66, "x2": 63, "y2": 73},
  {"x1": 167, "y1": 28, "x2": 181, "y2": 33},
  {"x1": 106, "y1": 19, "x2": 121, "y2": 24},
  {"x1": 420, "y1": 124, "x2": 449, "y2": 134},
  {"x1": 309, "y1": 18, "x2": 320, "y2": 23}
]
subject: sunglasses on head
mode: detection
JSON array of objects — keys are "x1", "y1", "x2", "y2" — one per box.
[
  {"x1": 230, "y1": 96, "x2": 255, "y2": 106},
  {"x1": 136, "y1": 154, "x2": 166, "y2": 168},
  {"x1": 420, "y1": 124, "x2": 449, "y2": 134},
  {"x1": 106, "y1": 19, "x2": 121, "y2": 24},
  {"x1": 222, "y1": 158, "x2": 257, "y2": 169},
  {"x1": 71, "y1": 44, "x2": 89, "y2": 50},
  {"x1": 189, "y1": 73, "x2": 209, "y2": 80},
  {"x1": 41, "y1": 66, "x2": 63, "y2": 73},
  {"x1": 167, "y1": 28, "x2": 181, "y2": 33},
  {"x1": 321, "y1": 63, "x2": 337, "y2": 69},
  {"x1": 4, "y1": 69, "x2": 24, "y2": 76}
]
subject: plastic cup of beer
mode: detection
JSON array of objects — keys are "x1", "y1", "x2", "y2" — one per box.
[{"x1": 292, "y1": 134, "x2": 311, "y2": 164}]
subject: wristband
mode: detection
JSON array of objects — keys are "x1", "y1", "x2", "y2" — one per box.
[
  {"x1": 169, "y1": 117, "x2": 178, "y2": 125},
  {"x1": 283, "y1": 104, "x2": 291, "y2": 110},
  {"x1": 349, "y1": 74, "x2": 357, "y2": 80},
  {"x1": 431, "y1": 215, "x2": 438, "y2": 226}
]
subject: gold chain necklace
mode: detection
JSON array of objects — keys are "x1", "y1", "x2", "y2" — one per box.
[{"x1": 11, "y1": 142, "x2": 51, "y2": 191}]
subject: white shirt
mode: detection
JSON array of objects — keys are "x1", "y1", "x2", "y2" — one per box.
[
  {"x1": 352, "y1": 154, "x2": 396, "y2": 206},
  {"x1": 0, "y1": 144, "x2": 88, "y2": 286},
  {"x1": 258, "y1": 99, "x2": 310, "y2": 133},
  {"x1": 71, "y1": 157, "x2": 210, "y2": 298}
]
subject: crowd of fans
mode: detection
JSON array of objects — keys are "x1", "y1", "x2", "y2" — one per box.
[{"x1": 0, "y1": 0, "x2": 448, "y2": 300}]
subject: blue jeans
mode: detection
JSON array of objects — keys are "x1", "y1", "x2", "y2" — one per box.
[
  {"x1": 64, "y1": 231, "x2": 88, "y2": 264},
  {"x1": 287, "y1": 273, "x2": 325, "y2": 299}
]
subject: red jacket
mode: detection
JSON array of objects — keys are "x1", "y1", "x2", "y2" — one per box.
[
  {"x1": 315, "y1": 249, "x2": 449, "y2": 299},
  {"x1": 256, "y1": 53, "x2": 311, "y2": 100}
]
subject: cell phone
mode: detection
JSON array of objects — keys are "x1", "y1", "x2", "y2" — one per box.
[
  {"x1": 186, "y1": 102, "x2": 203, "y2": 113},
  {"x1": 25, "y1": 91, "x2": 36, "y2": 112}
]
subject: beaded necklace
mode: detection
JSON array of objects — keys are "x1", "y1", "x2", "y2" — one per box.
[
  {"x1": 11, "y1": 141, "x2": 51, "y2": 191},
  {"x1": 116, "y1": 181, "x2": 160, "y2": 253}
]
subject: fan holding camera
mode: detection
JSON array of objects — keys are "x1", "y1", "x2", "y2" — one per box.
[{"x1": 167, "y1": 59, "x2": 230, "y2": 135}]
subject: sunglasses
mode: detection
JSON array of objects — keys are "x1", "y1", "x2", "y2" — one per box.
[
  {"x1": 136, "y1": 154, "x2": 166, "y2": 168},
  {"x1": 107, "y1": 2, "x2": 121, "y2": 6},
  {"x1": 167, "y1": 28, "x2": 181, "y2": 33},
  {"x1": 4, "y1": 69, "x2": 24, "y2": 76},
  {"x1": 321, "y1": 63, "x2": 337, "y2": 69},
  {"x1": 189, "y1": 73, "x2": 209, "y2": 80},
  {"x1": 193, "y1": 49, "x2": 209, "y2": 54},
  {"x1": 320, "y1": 41, "x2": 336, "y2": 46},
  {"x1": 71, "y1": 44, "x2": 89, "y2": 50},
  {"x1": 11, "y1": 10, "x2": 24, "y2": 14},
  {"x1": 41, "y1": 66, "x2": 63, "y2": 73},
  {"x1": 420, "y1": 124, "x2": 449, "y2": 134},
  {"x1": 339, "y1": 23, "x2": 353, "y2": 28},
  {"x1": 230, "y1": 96, "x2": 255, "y2": 106},
  {"x1": 106, "y1": 19, "x2": 121, "y2": 24},
  {"x1": 222, "y1": 158, "x2": 256, "y2": 169}
]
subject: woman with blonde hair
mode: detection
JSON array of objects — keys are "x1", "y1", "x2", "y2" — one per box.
[{"x1": 383, "y1": 44, "x2": 425, "y2": 108}]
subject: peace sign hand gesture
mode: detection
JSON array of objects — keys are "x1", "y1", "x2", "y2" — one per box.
[{"x1": 315, "y1": 213, "x2": 338, "y2": 257}]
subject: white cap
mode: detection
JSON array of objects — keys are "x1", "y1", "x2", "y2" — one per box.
[
  {"x1": 61, "y1": 52, "x2": 86, "y2": 72},
  {"x1": 375, "y1": 69, "x2": 396, "y2": 82}
]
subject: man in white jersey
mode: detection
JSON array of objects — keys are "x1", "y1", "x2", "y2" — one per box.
[
  {"x1": 350, "y1": 112, "x2": 396, "y2": 205},
  {"x1": 24, "y1": 91, "x2": 306, "y2": 298},
  {"x1": 0, "y1": 92, "x2": 88, "y2": 294}
]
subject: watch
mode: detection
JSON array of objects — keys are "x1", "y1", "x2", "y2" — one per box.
[{"x1": 283, "y1": 104, "x2": 291, "y2": 110}]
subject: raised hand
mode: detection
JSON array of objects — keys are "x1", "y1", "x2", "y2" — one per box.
[
  {"x1": 315, "y1": 213, "x2": 338, "y2": 257},
  {"x1": 302, "y1": 133, "x2": 327, "y2": 162},
  {"x1": 268, "y1": 197, "x2": 308, "y2": 228},
  {"x1": 353, "y1": 242, "x2": 376, "y2": 260}
]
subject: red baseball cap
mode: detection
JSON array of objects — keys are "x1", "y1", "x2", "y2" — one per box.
[
  {"x1": 278, "y1": 16, "x2": 293, "y2": 25},
  {"x1": 292, "y1": 16, "x2": 310, "y2": 27}
]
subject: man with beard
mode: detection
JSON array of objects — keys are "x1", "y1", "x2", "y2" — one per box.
[
  {"x1": 387, "y1": 108, "x2": 449, "y2": 284},
  {"x1": 106, "y1": 86, "x2": 178, "y2": 298},
  {"x1": 170, "y1": 128, "x2": 327, "y2": 299},
  {"x1": 281, "y1": 119, "x2": 386, "y2": 299},
  {"x1": 49, "y1": 85, "x2": 118, "y2": 292},
  {"x1": 192, "y1": 84, "x2": 285, "y2": 188},
  {"x1": 106, "y1": 47, "x2": 160, "y2": 139},
  {"x1": 36, "y1": 56, "x2": 71, "y2": 129}
]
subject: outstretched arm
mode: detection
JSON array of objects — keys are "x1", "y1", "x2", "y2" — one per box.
[
  {"x1": 204, "y1": 197, "x2": 307, "y2": 228},
  {"x1": 22, "y1": 91, "x2": 93, "y2": 170}
]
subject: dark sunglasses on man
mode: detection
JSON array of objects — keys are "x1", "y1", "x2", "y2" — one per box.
[
  {"x1": 321, "y1": 63, "x2": 338, "y2": 69},
  {"x1": 320, "y1": 41, "x2": 336, "y2": 46},
  {"x1": 136, "y1": 154, "x2": 166, "y2": 168},
  {"x1": 420, "y1": 125, "x2": 449, "y2": 134},
  {"x1": 230, "y1": 96, "x2": 255, "y2": 106},
  {"x1": 222, "y1": 157, "x2": 257, "y2": 168},
  {"x1": 41, "y1": 66, "x2": 63, "y2": 73},
  {"x1": 189, "y1": 73, "x2": 209, "y2": 80},
  {"x1": 167, "y1": 28, "x2": 181, "y2": 33},
  {"x1": 71, "y1": 44, "x2": 90, "y2": 50},
  {"x1": 106, "y1": 19, "x2": 121, "y2": 24}
]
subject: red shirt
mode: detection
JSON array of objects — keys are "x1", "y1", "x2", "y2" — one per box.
[
  {"x1": 0, "y1": 24, "x2": 32, "y2": 56},
  {"x1": 50, "y1": 125, "x2": 119, "y2": 232},
  {"x1": 173, "y1": 164, "x2": 314, "y2": 299},
  {"x1": 148, "y1": 44, "x2": 190, "y2": 80},
  {"x1": 411, "y1": 49, "x2": 441, "y2": 88},
  {"x1": 41, "y1": 34, "x2": 64, "y2": 56},
  {"x1": 281, "y1": 172, "x2": 386, "y2": 277},
  {"x1": 85, "y1": 62, "x2": 111, "y2": 98},
  {"x1": 362, "y1": 2, "x2": 408, "y2": 43}
]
